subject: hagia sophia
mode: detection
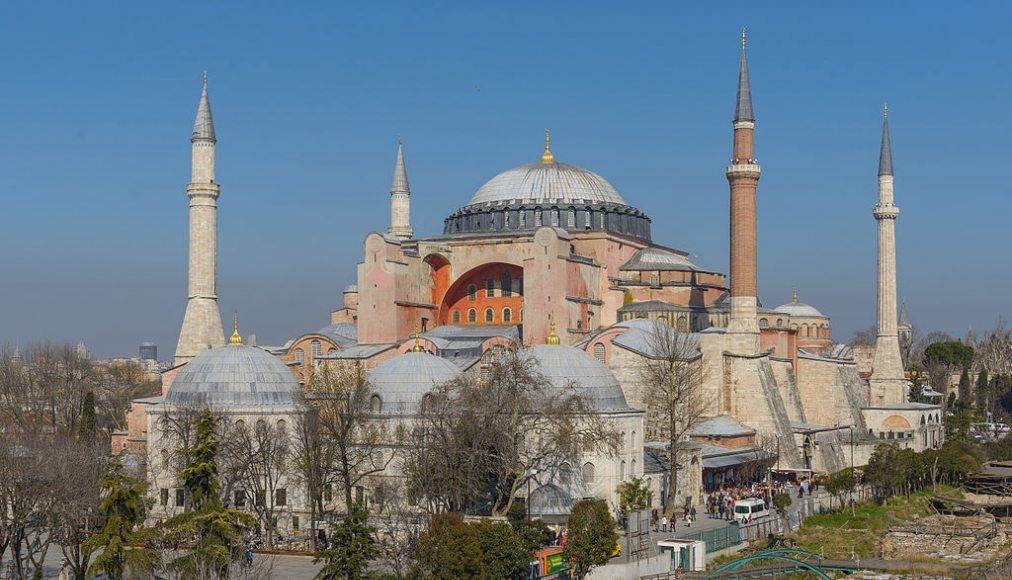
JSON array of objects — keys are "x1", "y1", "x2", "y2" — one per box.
[{"x1": 114, "y1": 32, "x2": 944, "y2": 527}]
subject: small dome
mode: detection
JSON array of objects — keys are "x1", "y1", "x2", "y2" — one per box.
[
  {"x1": 529, "y1": 344, "x2": 630, "y2": 412},
  {"x1": 775, "y1": 302, "x2": 825, "y2": 318},
  {"x1": 620, "y1": 247, "x2": 702, "y2": 272},
  {"x1": 166, "y1": 344, "x2": 303, "y2": 409},
  {"x1": 343, "y1": 284, "x2": 358, "y2": 293},
  {"x1": 367, "y1": 352, "x2": 462, "y2": 415},
  {"x1": 467, "y1": 162, "x2": 626, "y2": 207}
]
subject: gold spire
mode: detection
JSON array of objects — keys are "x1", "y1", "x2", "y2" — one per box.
[
  {"x1": 540, "y1": 128, "x2": 555, "y2": 164},
  {"x1": 793, "y1": 288, "x2": 798, "y2": 303},
  {"x1": 545, "y1": 317, "x2": 561, "y2": 345},
  {"x1": 741, "y1": 27, "x2": 747, "y2": 49},
  {"x1": 410, "y1": 328, "x2": 424, "y2": 352},
  {"x1": 229, "y1": 311, "x2": 243, "y2": 345}
]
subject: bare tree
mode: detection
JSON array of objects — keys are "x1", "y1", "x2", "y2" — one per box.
[
  {"x1": 95, "y1": 359, "x2": 160, "y2": 432},
  {"x1": 404, "y1": 348, "x2": 618, "y2": 516},
  {"x1": 290, "y1": 407, "x2": 341, "y2": 550},
  {"x1": 636, "y1": 321, "x2": 707, "y2": 517},
  {"x1": 977, "y1": 318, "x2": 1012, "y2": 377},
  {"x1": 220, "y1": 418, "x2": 292, "y2": 548},
  {"x1": 849, "y1": 326, "x2": 877, "y2": 347},
  {"x1": 370, "y1": 479, "x2": 427, "y2": 577}
]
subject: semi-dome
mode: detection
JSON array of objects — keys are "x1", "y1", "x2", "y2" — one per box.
[
  {"x1": 367, "y1": 351, "x2": 462, "y2": 416},
  {"x1": 468, "y1": 162, "x2": 627, "y2": 206},
  {"x1": 529, "y1": 344, "x2": 631, "y2": 412},
  {"x1": 775, "y1": 291, "x2": 826, "y2": 318},
  {"x1": 166, "y1": 344, "x2": 303, "y2": 409}
]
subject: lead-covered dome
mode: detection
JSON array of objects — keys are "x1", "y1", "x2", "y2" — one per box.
[
  {"x1": 775, "y1": 302, "x2": 825, "y2": 318},
  {"x1": 529, "y1": 344, "x2": 631, "y2": 413},
  {"x1": 166, "y1": 344, "x2": 303, "y2": 409},
  {"x1": 468, "y1": 162, "x2": 627, "y2": 206},
  {"x1": 367, "y1": 351, "x2": 462, "y2": 416}
]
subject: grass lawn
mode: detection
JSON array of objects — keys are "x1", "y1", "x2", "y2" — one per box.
[{"x1": 791, "y1": 486, "x2": 961, "y2": 559}]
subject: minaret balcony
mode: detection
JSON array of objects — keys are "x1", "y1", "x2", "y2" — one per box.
[
  {"x1": 873, "y1": 205, "x2": 899, "y2": 219},
  {"x1": 725, "y1": 163, "x2": 761, "y2": 175}
]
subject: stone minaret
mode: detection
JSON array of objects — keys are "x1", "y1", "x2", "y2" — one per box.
[
  {"x1": 870, "y1": 104, "x2": 906, "y2": 404},
  {"x1": 725, "y1": 29, "x2": 762, "y2": 354},
  {"x1": 174, "y1": 73, "x2": 225, "y2": 365},
  {"x1": 387, "y1": 139, "x2": 413, "y2": 240}
]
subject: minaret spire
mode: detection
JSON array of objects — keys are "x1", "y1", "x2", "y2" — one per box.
[
  {"x1": 870, "y1": 104, "x2": 906, "y2": 403},
  {"x1": 725, "y1": 28, "x2": 762, "y2": 354},
  {"x1": 175, "y1": 74, "x2": 225, "y2": 365},
  {"x1": 388, "y1": 138, "x2": 413, "y2": 240}
]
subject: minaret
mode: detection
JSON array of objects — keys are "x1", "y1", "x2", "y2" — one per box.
[
  {"x1": 174, "y1": 73, "x2": 225, "y2": 365},
  {"x1": 387, "y1": 139, "x2": 413, "y2": 240},
  {"x1": 725, "y1": 28, "x2": 762, "y2": 354},
  {"x1": 869, "y1": 104, "x2": 906, "y2": 404}
]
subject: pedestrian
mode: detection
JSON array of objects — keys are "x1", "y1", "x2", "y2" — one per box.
[
  {"x1": 661, "y1": 516, "x2": 668, "y2": 533},
  {"x1": 690, "y1": 505, "x2": 697, "y2": 523},
  {"x1": 246, "y1": 547, "x2": 253, "y2": 566},
  {"x1": 718, "y1": 503, "x2": 725, "y2": 520}
]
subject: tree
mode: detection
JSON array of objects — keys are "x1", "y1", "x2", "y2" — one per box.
[
  {"x1": 825, "y1": 469, "x2": 856, "y2": 515},
  {"x1": 404, "y1": 349, "x2": 616, "y2": 516},
  {"x1": 84, "y1": 457, "x2": 157, "y2": 580},
  {"x1": 565, "y1": 500, "x2": 618, "y2": 579},
  {"x1": 636, "y1": 321, "x2": 707, "y2": 516},
  {"x1": 944, "y1": 397, "x2": 975, "y2": 445},
  {"x1": 617, "y1": 476, "x2": 653, "y2": 518},
  {"x1": 506, "y1": 499, "x2": 550, "y2": 555},
  {"x1": 473, "y1": 519, "x2": 527, "y2": 580},
  {"x1": 410, "y1": 512, "x2": 484, "y2": 579},
  {"x1": 314, "y1": 504, "x2": 378, "y2": 580},
  {"x1": 958, "y1": 368, "x2": 971, "y2": 401},
  {"x1": 976, "y1": 319, "x2": 1012, "y2": 378},
  {"x1": 850, "y1": 326, "x2": 877, "y2": 347},
  {"x1": 158, "y1": 408, "x2": 258, "y2": 579},
  {"x1": 772, "y1": 492, "x2": 792, "y2": 522},
  {"x1": 79, "y1": 390, "x2": 97, "y2": 441},
  {"x1": 976, "y1": 370, "x2": 991, "y2": 419},
  {"x1": 220, "y1": 418, "x2": 291, "y2": 548}
]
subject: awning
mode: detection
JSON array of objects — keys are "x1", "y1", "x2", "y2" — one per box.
[{"x1": 703, "y1": 448, "x2": 774, "y2": 470}]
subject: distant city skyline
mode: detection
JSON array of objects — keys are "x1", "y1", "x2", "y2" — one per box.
[{"x1": 0, "y1": 2, "x2": 1009, "y2": 358}]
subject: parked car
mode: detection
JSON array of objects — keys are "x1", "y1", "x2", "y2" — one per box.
[{"x1": 733, "y1": 498, "x2": 770, "y2": 523}]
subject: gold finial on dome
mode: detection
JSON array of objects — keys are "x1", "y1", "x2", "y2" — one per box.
[
  {"x1": 229, "y1": 311, "x2": 243, "y2": 345},
  {"x1": 411, "y1": 328, "x2": 424, "y2": 352},
  {"x1": 793, "y1": 288, "x2": 798, "y2": 303},
  {"x1": 540, "y1": 128, "x2": 555, "y2": 164},
  {"x1": 545, "y1": 317, "x2": 561, "y2": 345}
]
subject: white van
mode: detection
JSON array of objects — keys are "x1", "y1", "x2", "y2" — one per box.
[{"x1": 733, "y1": 498, "x2": 770, "y2": 523}]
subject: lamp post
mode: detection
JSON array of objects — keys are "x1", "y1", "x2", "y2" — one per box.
[
  {"x1": 849, "y1": 425, "x2": 856, "y2": 513},
  {"x1": 775, "y1": 433, "x2": 781, "y2": 473}
]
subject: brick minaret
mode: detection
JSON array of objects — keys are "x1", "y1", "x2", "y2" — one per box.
[
  {"x1": 725, "y1": 29, "x2": 762, "y2": 354},
  {"x1": 388, "y1": 138, "x2": 413, "y2": 240},
  {"x1": 870, "y1": 105, "x2": 907, "y2": 404},
  {"x1": 175, "y1": 73, "x2": 225, "y2": 365}
]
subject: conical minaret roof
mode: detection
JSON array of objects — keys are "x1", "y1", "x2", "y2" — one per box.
[
  {"x1": 878, "y1": 105, "x2": 893, "y2": 176},
  {"x1": 898, "y1": 301, "x2": 909, "y2": 326},
  {"x1": 734, "y1": 28, "x2": 754, "y2": 123},
  {"x1": 391, "y1": 138, "x2": 410, "y2": 194},
  {"x1": 192, "y1": 73, "x2": 216, "y2": 143}
]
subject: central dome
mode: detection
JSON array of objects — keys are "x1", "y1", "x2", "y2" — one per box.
[{"x1": 467, "y1": 161, "x2": 627, "y2": 206}]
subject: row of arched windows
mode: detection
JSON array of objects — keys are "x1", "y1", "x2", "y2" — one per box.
[
  {"x1": 451, "y1": 307, "x2": 520, "y2": 325},
  {"x1": 466, "y1": 273, "x2": 522, "y2": 301}
]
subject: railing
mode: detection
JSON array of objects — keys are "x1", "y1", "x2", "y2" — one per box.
[{"x1": 679, "y1": 523, "x2": 742, "y2": 554}]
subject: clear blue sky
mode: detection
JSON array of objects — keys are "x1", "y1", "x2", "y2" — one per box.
[{"x1": 1, "y1": 1, "x2": 1009, "y2": 359}]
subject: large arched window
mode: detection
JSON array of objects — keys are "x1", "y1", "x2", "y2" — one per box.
[
  {"x1": 370, "y1": 394, "x2": 382, "y2": 414},
  {"x1": 452, "y1": 310, "x2": 461, "y2": 324},
  {"x1": 582, "y1": 462, "x2": 596, "y2": 486},
  {"x1": 501, "y1": 271, "x2": 512, "y2": 297},
  {"x1": 759, "y1": 318, "x2": 769, "y2": 329},
  {"x1": 484, "y1": 308, "x2": 494, "y2": 323},
  {"x1": 467, "y1": 308, "x2": 477, "y2": 323},
  {"x1": 467, "y1": 284, "x2": 477, "y2": 300},
  {"x1": 502, "y1": 308, "x2": 512, "y2": 323},
  {"x1": 294, "y1": 348, "x2": 304, "y2": 364},
  {"x1": 594, "y1": 343, "x2": 606, "y2": 363},
  {"x1": 311, "y1": 340, "x2": 321, "y2": 358},
  {"x1": 486, "y1": 278, "x2": 495, "y2": 298}
]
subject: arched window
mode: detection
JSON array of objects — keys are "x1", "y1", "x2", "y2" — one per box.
[
  {"x1": 759, "y1": 318, "x2": 769, "y2": 329},
  {"x1": 593, "y1": 343, "x2": 606, "y2": 363},
  {"x1": 160, "y1": 449, "x2": 169, "y2": 470},
  {"x1": 452, "y1": 310, "x2": 461, "y2": 324},
  {"x1": 328, "y1": 348, "x2": 337, "y2": 354},
  {"x1": 620, "y1": 460, "x2": 626, "y2": 482},
  {"x1": 467, "y1": 284, "x2": 477, "y2": 300},
  {"x1": 502, "y1": 308, "x2": 512, "y2": 323},
  {"x1": 371, "y1": 394, "x2": 382, "y2": 414},
  {"x1": 519, "y1": 209, "x2": 527, "y2": 227},
  {"x1": 277, "y1": 419, "x2": 287, "y2": 433},
  {"x1": 501, "y1": 271, "x2": 512, "y2": 297},
  {"x1": 560, "y1": 462, "x2": 571, "y2": 487},
  {"x1": 631, "y1": 430, "x2": 636, "y2": 449},
  {"x1": 776, "y1": 318, "x2": 783, "y2": 327},
  {"x1": 486, "y1": 278, "x2": 495, "y2": 298},
  {"x1": 632, "y1": 458, "x2": 637, "y2": 476},
  {"x1": 484, "y1": 308, "x2": 494, "y2": 323},
  {"x1": 294, "y1": 348, "x2": 304, "y2": 364},
  {"x1": 311, "y1": 340, "x2": 321, "y2": 358},
  {"x1": 468, "y1": 309, "x2": 477, "y2": 323},
  {"x1": 582, "y1": 462, "x2": 596, "y2": 486},
  {"x1": 677, "y1": 316, "x2": 688, "y2": 332},
  {"x1": 421, "y1": 393, "x2": 435, "y2": 413}
]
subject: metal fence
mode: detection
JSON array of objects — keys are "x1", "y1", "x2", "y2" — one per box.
[{"x1": 679, "y1": 523, "x2": 742, "y2": 553}]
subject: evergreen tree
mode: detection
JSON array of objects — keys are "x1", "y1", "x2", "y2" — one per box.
[
  {"x1": 83, "y1": 456, "x2": 157, "y2": 579},
  {"x1": 314, "y1": 504, "x2": 378, "y2": 580},
  {"x1": 564, "y1": 500, "x2": 618, "y2": 579},
  {"x1": 410, "y1": 513, "x2": 484, "y2": 579},
  {"x1": 473, "y1": 519, "x2": 527, "y2": 580},
  {"x1": 159, "y1": 408, "x2": 257, "y2": 579},
  {"x1": 79, "y1": 391, "x2": 97, "y2": 441},
  {"x1": 976, "y1": 370, "x2": 990, "y2": 418}
]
